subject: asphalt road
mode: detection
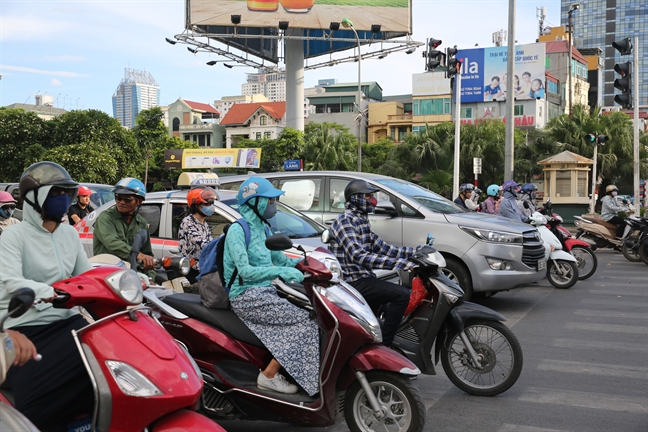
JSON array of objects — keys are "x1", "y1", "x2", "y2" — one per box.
[{"x1": 217, "y1": 250, "x2": 648, "y2": 432}]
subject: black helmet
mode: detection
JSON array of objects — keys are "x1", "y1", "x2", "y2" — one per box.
[
  {"x1": 344, "y1": 179, "x2": 379, "y2": 201},
  {"x1": 19, "y1": 161, "x2": 78, "y2": 200},
  {"x1": 459, "y1": 183, "x2": 475, "y2": 193}
]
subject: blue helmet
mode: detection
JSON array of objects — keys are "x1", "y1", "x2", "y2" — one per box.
[
  {"x1": 237, "y1": 177, "x2": 284, "y2": 206},
  {"x1": 113, "y1": 177, "x2": 146, "y2": 199},
  {"x1": 487, "y1": 184, "x2": 500, "y2": 197},
  {"x1": 521, "y1": 183, "x2": 537, "y2": 194}
]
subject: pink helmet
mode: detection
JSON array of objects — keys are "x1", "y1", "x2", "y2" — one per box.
[{"x1": 0, "y1": 191, "x2": 16, "y2": 204}]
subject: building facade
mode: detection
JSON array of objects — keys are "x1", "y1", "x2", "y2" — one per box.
[
  {"x1": 112, "y1": 68, "x2": 160, "y2": 128},
  {"x1": 242, "y1": 69, "x2": 286, "y2": 102},
  {"x1": 167, "y1": 99, "x2": 224, "y2": 148},
  {"x1": 219, "y1": 102, "x2": 286, "y2": 147},
  {"x1": 561, "y1": 0, "x2": 647, "y2": 107},
  {"x1": 213, "y1": 94, "x2": 271, "y2": 120}
]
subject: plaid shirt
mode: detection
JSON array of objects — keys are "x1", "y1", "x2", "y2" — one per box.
[{"x1": 329, "y1": 202, "x2": 416, "y2": 283}]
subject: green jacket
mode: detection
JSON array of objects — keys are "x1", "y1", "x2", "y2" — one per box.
[{"x1": 93, "y1": 206, "x2": 156, "y2": 279}]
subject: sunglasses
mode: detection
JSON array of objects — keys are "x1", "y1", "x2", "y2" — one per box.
[
  {"x1": 1, "y1": 204, "x2": 16, "y2": 210},
  {"x1": 115, "y1": 195, "x2": 136, "y2": 203},
  {"x1": 49, "y1": 186, "x2": 77, "y2": 198}
]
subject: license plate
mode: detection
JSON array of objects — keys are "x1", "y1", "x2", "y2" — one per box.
[{"x1": 538, "y1": 259, "x2": 547, "y2": 271}]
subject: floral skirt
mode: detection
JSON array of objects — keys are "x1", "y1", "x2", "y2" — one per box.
[{"x1": 230, "y1": 286, "x2": 320, "y2": 396}]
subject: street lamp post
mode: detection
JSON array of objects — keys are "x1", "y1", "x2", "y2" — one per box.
[
  {"x1": 342, "y1": 18, "x2": 363, "y2": 172},
  {"x1": 567, "y1": 3, "x2": 580, "y2": 115}
]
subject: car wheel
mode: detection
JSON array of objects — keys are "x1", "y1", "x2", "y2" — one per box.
[{"x1": 441, "y1": 257, "x2": 474, "y2": 301}]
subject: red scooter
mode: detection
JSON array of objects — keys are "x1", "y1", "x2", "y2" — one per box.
[
  {"x1": 541, "y1": 202, "x2": 597, "y2": 280},
  {"x1": 144, "y1": 234, "x2": 426, "y2": 432},
  {"x1": 0, "y1": 265, "x2": 225, "y2": 432}
]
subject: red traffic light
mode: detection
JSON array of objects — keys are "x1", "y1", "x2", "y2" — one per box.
[
  {"x1": 429, "y1": 38, "x2": 442, "y2": 49},
  {"x1": 612, "y1": 38, "x2": 633, "y2": 55},
  {"x1": 614, "y1": 61, "x2": 631, "y2": 77}
]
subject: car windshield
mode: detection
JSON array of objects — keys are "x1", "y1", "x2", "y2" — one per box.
[
  {"x1": 222, "y1": 199, "x2": 323, "y2": 239},
  {"x1": 375, "y1": 178, "x2": 465, "y2": 214},
  {"x1": 87, "y1": 186, "x2": 115, "y2": 208}
]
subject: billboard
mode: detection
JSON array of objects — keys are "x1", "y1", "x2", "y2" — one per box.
[
  {"x1": 457, "y1": 43, "x2": 546, "y2": 103},
  {"x1": 412, "y1": 72, "x2": 451, "y2": 97},
  {"x1": 188, "y1": 0, "x2": 411, "y2": 33},
  {"x1": 164, "y1": 148, "x2": 262, "y2": 169}
]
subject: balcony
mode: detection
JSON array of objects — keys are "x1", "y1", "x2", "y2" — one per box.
[
  {"x1": 179, "y1": 123, "x2": 220, "y2": 132},
  {"x1": 387, "y1": 114, "x2": 413, "y2": 122}
]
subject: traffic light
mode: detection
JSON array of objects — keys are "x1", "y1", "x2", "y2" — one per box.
[
  {"x1": 612, "y1": 38, "x2": 633, "y2": 55},
  {"x1": 586, "y1": 133, "x2": 608, "y2": 145},
  {"x1": 446, "y1": 46, "x2": 461, "y2": 78},
  {"x1": 613, "y1": 61, "x2": 632, "y2": 109},
  {"x1": 425, "y1": 38, "x2": 444, "y2": 71}
]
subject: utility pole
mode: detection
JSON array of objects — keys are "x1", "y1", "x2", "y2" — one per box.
[
  {"x1": 504, "y1": 0, "x2": 516, "y2": 181},
  {"x1": 633, "y1": 36, "x2": 639, "y2": 211},
  {"x1": 567, "y1": 3, "x2": 580, "y2": 115}
]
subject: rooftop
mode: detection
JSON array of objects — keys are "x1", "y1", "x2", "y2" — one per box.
[{"x1": 220, "y1": 101, "x2": 286, "y2": 126}]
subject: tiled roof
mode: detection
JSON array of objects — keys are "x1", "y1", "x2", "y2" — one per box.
[
  {"x1": 545, "y1": 41, "x2": 587, "y2": 65},
  {"x1": 220, "y1": 101, "x2": 286, "y2": 125},
  {"x1": 545, "y1": 71, "x2": 559, "y2": 82},
  {"x1": 184, "y1": 100, "x2": 220, "y2": 114},
  {"x1": 538, "y1": 150, "x2": 593, "y2": 165}
]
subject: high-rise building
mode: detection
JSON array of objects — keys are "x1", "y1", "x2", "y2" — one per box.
[
  {"x1": 242, "y1": 69, "x2": 286, "y2": 102},
  {"x1": 112, "y1": 68, "x2": 160, "y2": 127},
  {"x1": 561, "y1": 0, "x2": 647, "y2": 107}
]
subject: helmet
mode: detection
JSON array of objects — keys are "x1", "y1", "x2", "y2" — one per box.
[
  {"x1": 237, "y1": 177, "x2": 284, "y2": 206},
  {"x1": 487, "y1": 184, "x2": 500, "y2": 197},
  {"x1": 605, "y1": 185, "x2": 618, "y2": 194},
  {"x1": 113, "y1": 178, "x2": 146, "y2": 199},
  {"x1": 501, "y1": 180, "x2": 519, "y2": 191},
  {"x1": 521, "y1": 183, "x2": 538, "y2": 194},
  {"x1": 187, "y1": 186, "x2": 218, "y2": 206},
  {"x1": 77, "y1": 186, "x2": 92, "y2": 197},
  {"x1": 0, "y1": 191, "x2": 16, "y2": 204},
  {"x1": 344, "y1": 179, "x2": 379, "y2": 201},
  {"x1": 459, "y1": 183, "x2": 475, "y2": 193},
  {"x1": 19, "y1": 161, "x2": 78, "y2": 200}
]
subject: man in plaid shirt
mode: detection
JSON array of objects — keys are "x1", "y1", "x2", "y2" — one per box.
[{"x1": 329, "y1": 179, "x2": 418, "y2": 346}]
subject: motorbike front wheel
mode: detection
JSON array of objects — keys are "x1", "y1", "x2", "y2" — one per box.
[
  {"x1": 546, "y1": 260, "x2": 578, "y2": 289},
  {"x1": 345, "y1": 371, "x2": 425, "y2": 432},
  {"x1": 621, "y1": 234, "x2": 642, "y2": 262},
  {"x1": 440, "y1": 319, "x2": 523, "y2": 396},
  {"x1": 571, "y1": 246, "x2": 597, "y2": 280},
  {"x1": 639, "y1": 238, "x2": 648, "y2": 266}
]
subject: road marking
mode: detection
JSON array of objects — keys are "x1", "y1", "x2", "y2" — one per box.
[
  {"x1": 519, "y1": 387, "x2": 648, "y2": 414},
  {"x1": 566, "y1": 322, "x2": 648, "y2": 334},
  {"x1": 498, "y1": 425, "x2": 565, "y2": 432},
  {"x1": 580, "y1": 298, "x2": 646, "y2": 308},
  {"x1": 588, "y1": 289, "x2": 648, "y2": 296},
  {"x1": 538, "y1": 359, "x2": 647, "y2": 379},
  {"x1": 552, "y1": 338, "x2": 648, "y2": 352},
  {"x1": 574, "y1": 309, "x2": 648, "y2": 319}
]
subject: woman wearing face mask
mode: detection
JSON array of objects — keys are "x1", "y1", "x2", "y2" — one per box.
[
  {"x1": 601, "y1": 184, "x2": 629, "y2": 239},
  {"x1": 224, "y1": 177, "x2": 319, "y2": 396},
  {"x1": 178, "y1": 186, "x2": 219, "y2": 283},
  {"x1": 0, "y1": 161, "x2": 94, "y2": 430},
  {"x1": 0, "y1": 191, "x2": 20, "y2": 234}
]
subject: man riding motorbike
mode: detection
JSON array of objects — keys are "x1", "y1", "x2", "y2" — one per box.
[
  {"x1": 0, "y1": 191, "x2": 20, "y2": 234},
  {"x1": 517, "y1": 183, "x2": 538, "y2": 218},
  {"x1": 0, "y1": 161, "x2": 94, "y2": 430},
  {"x1": 329, "y1": 179, "x2": 420, "y2": 347},
  {"x1": 499, "y1": 180, "x2": 529, "y2": 223},
  {"x1": 601, "y1": 184, "x2": 629, "y2": 239},
  {"x1": 92, "y1": 177, "x2": 156, "y2": 280},
  {"x1": 454, "y1": 183, "x2": 476, "y2": 210}
]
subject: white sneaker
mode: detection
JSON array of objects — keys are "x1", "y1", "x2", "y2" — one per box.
[{"x1": 257, "y1": 371, "x2": 298, "y2": 394}]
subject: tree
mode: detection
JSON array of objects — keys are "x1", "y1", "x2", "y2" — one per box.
[
  {"x1": 361, "y1": 139, "x2": 395, "y2": 174},
  {"x1": 0, "y1": 108, "x2": 47, "y2": 181},
  {"x1": 304, "y1": 123, "x2": 355, "y2": 171},
  {"x1": 42, "y1": 142, "x2": 119, "y2": 183},
  {"x1": 132, "y1": 107, "x2": 172, "y2": 185},
  {"x1": 232, "y1": 128, "x2": 305, "y2": 173}
]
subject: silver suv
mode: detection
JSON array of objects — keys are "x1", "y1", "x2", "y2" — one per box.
[{"x1": 219, "y1": 172, "x2": 546, "y2": 299}]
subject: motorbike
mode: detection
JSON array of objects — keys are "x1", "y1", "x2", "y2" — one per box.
[
  {"x1": 539, "y1": 202, "x2": 597, "y2": 280},
  {"x1": 144, "y1": 233, "x2": 427, "y2": 432},
  {"x1": 0, "y1": 233, "x2": 225, "y2": 431},
  {"x1": 529, "y1": 212, "x2": 579, "y2": 289},
  {"x1": 391, "y1": 245, "x2": 523, "y2": 396},
  {"x1": 618, "y1": 216, "x2": 648, "y2": 262},
  {"x1": 639, "y1": 235, "x2": 648, "y2": 266},
  {"x1": 573, "y1": 203, "x2": 634, "y2": 250}
]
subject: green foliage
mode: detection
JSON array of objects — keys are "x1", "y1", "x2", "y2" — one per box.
[
  {"x1": 42, "y1": 142, "x2": 119, "y2": 183},
  {"x1": 362, "y1": 139, "x2": 395, "y2": 174},
  {"x1": 304, "y1": 123, "x2": 355, "y2": 171},
  {"x1": 0, "y1": 108, "x2": 47, "y2": 181},
  {"x1": 232, "y1": 128, "x2": 305, "y2": 173}
]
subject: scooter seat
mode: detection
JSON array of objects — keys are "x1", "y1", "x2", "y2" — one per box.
[
  {"x1": 162, "y1": 293, "x2": 265, "y2": 349},
  {"x1": 581, "y1": 214, "x2": 618, "y2": 230}
]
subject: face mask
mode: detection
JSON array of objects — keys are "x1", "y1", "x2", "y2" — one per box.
[
  {"x1": 0, "y1": 206, "x2": 13, "y2": 219},
  {"x1": 611, "y1": 191, "x2": 618, "y2": 196},
  {"x1": 43, "y1": 194, "x2": 71, "y2": 218},
  {"x1": 263, "y1": 201, "x2": 277, "y2": 220},
  {"x1": 199, "y1": 204, "x2": 215, "y2": 217}
]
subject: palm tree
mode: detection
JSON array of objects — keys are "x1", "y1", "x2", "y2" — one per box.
[{"x1": 304, "y1": 126, "x2": 355, "y2": 171}]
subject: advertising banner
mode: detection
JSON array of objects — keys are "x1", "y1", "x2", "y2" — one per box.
[
  {"x1": 163, "y1": 148, "x2": 262, "y2": 169},
  {"x1": 457, "y1": 43, "x2": 546, "y2": 103},
  {"x1": 412, "y1": 72, "x2": 451, "y2": 97},
  {"x1": 188, "y1": 0, "x2": 411, "y2": 33}
]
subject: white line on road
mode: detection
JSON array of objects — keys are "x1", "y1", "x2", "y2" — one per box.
[
  {"x1": 537, "y1": 359, "x2": 648, "y2": 379},
  {"x1": 552, "y1": 338, "x2": 648, "y2": 351},
  {"x1": 518, "y1": 387, "x2": 648, "y2": 414},
  {"x1": 566, "y1": 322, "x2": 648, "y2": 334},
  {"x1": 574, "y1": 309, "x2": 648, "y2": 319},
  {"x1": 588, "y1": 289, "x2": 648, "y2": 296},
  {"x1": 580, "y1": 298, "x2": 647, "y2": 308},
  {"x1": 498, "y1": 425, "x2": 566, "y2": 432}
]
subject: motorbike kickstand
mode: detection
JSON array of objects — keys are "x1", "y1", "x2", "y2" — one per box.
[
  {"x1": 459, "y1": 331, "x2": 484, "y2": 369},
  {"x1": 354, "y1": 370, "x2": 386, "y2": 419}
]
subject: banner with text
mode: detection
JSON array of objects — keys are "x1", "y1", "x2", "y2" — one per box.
[{"x1": 164, "y1": 148, "x2": 262, "y2": 169}]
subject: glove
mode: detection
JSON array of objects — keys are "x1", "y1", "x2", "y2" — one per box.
[
  {"x1": 523, "y1": 201, "x2": 530, "y2": 209},
  {"x1": 278, "y1": 267, "x2": 305, "y2": 283}
]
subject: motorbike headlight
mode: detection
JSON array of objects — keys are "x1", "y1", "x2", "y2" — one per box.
[
  {"x1": 105, "y1": 270, "x2": 143, "y2": 305},
  {"x1": 460, "y1": 226, "x2": 523, "y2": 244},
  {"x1": 320, "y1": 282, "x2": 382, "y2": 343},
  {"x1": 106, "y1": 360, "x2": 163, "y2": 397},
  {"x1": 427, "y1": 251, "x2": 446, "y2": 267},
  {"x1": 310, "y1": 249, "x2": 343, "y2": 281}
]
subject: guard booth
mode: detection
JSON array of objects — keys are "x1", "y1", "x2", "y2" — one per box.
[{"x1": 537, "y1": 151, "x2": 593, "y2": 224}]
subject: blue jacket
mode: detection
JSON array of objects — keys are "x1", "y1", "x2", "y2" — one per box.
[{"x1": 499, "y1": 191, "x2": 529, "y2": 223}]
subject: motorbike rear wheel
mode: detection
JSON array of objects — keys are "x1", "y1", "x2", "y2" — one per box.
[
  {"x1": 440, "y1": 319, "x2": 523, "y2": 396},
  {"x1": 621, "y1": 233, "x2": 642, "y2": 262},
  {"x1": 546, "y1": 260, "x2": 578, "y2": 289},
  {"x1": 345, "y1": 371, "x2": 425, "y2": 432},
  {"x1": 639, "y1": 238, "x2": 648, "y2": 266},
  {"x1": 571, "y1": 246, "x2": 597, "y2": 280}
]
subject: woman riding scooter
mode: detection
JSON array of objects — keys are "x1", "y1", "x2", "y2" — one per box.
[
  {"x1": 601, "y1": 185, "x2": 629, "y2": 239},
  {"x1": 481, "y1": 184, "x2": 501, "y2": 215}
]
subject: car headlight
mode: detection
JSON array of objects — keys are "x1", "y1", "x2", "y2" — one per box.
[
  {"x1": 320, "y1": 282, "x2": 382, "y2": 343},
  {"x1": 460, "y1": 226, "x2": 523, "y2": 244},
  {"x1": 105, "y1": 269, "x2": 143, "y2": 305},
  {"x1": 106, "y1": 360, "x2": 163, "y2": 397}
]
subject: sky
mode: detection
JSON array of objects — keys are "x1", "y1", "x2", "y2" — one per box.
[{"x1": 0, "y1": 0, "x2": 563, "y2": 115}]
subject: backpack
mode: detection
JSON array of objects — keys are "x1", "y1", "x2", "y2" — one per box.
[{"x1": 196, "y1": 219, "x2": 268, "y2": 309}]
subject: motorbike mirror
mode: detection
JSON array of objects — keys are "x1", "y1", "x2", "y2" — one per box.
[
  {"x1": 265, "y1": 234, "x2": 293, "y2": 251},
  {"x1": 374, "y1": 201, "x2": 398, "y2": 218},
  {"x1": 7, "y1": 288, "x2": 35, "y2": 319},
  {"x1": 131, "y1": 229, "x2": 148, "y2": 256},
  {"x1": 321, "y1": 229, "x2": 331, "y2": 244}
]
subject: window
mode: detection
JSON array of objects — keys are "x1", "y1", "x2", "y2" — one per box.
[
  {"x1": 172, "y1": 117, "x2": 180, "y2": 132},
  {"x1": 556, "y1": 170, "x2": 571, "y2": 197},
  {"x1": 398, "y1": 127, "x2": 407, "y2": 142},
  {"x1": 547, "y1": 80, "x2": 559, "y2": 95},
  {"x1": 329, "y1": 178, "x2": 351, "y2": 212},
  {"x1": 139, "y1": 204, "x2": 162, "y2": 238},
  {"x1": 264, "y1": 132, "x2": 271, "y2": 139},
  {"x1": 256, "y1": 132, "x2": 262, "y2": 139},
  {"x1": 277, "y1": 178, "x2": 321, "y2": 211},
  {"x1": 514, "y1": 105, "x2": 524, "y2": 116},
  {"x1": 413, "y1": 98, "x2": 451, "y2": 115},
  {"x1": 460, "y1": 107, "x2": 473, "y2": 119},
  {"x1": 260, "y1": 115, "x2": 267, "y2": 125},
  {"x1": 577, "y1": 171, "x2": 587, "y2": 197}
]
